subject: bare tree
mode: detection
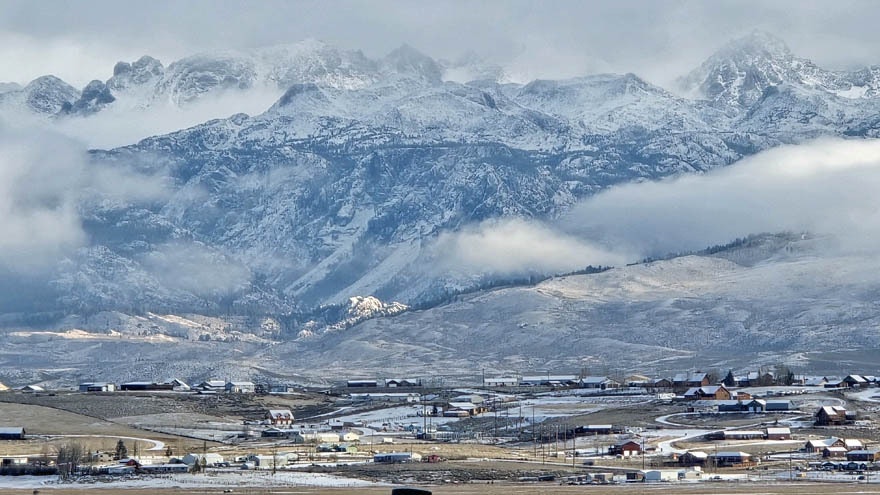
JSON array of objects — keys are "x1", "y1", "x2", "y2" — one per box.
[{"x1": 56, "y1": 442, "x2": 85, "y2": 479}]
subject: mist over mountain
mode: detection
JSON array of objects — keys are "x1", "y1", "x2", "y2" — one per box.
[{"x1": 2, "y1": 32, "x2": 880, "y2": 373}]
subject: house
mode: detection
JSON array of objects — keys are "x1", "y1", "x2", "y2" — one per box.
[
  {"x1": 805, "y1": 437, "x2": 845, "y2": 453},
  {"x1": 198, "y1": 380, "x2": 226, "y2": 391},
  {"x1": 249, "y1": 453, "x2": 290, "y2": 468},
  {"x1": 822, "y1": 447, "x2": 848, "y2": 458},
  {"x1": 609, "y1": 440, "x2": 642, "y2": 457},
  {"x1": 444, "y1": 402, "x2": 487, "y2": 416},
  {"x1": 683, "y1": 384, "x2": 731, "y2": 401},
  {"x1": 646, "y1": 378, "x2": 673, "y2": 391},
  {"x1": 484, "y1": 377, "x2": 518, "y2": 387},
  {"x1": 384, "y1": 378, "x2": 421, "y2": 387},
  {"x1": 737, "y1": 371, "x2": 775, "y2": 387},
  {"x1": 78, "y1": 382, "x2": 116, "y2": 392},
  {"x1": 346, "y1": 379, "x2": 378, "y2": 388},
  {"x1": 225, "y1": 381, "x2": 255, "y2": 394},
  {"x1": 373, "y1": 452, "x2": 421, "y2": 463},
  {"x1": 846, "y1": 450, "x2": 880, "y2": 462},
  {"x1": 20, "y1": 385, "x2": 45, "y2": 393},
  {"x1": 804, "y1": 376, "x2": 829, "y2": 387},
  {"x1": 266, "y1": 409, "x2": 295, "y2": 426},
  {"x1": 815, "y1": 406, "x2": 848, "y2": 425},
  {"x1": 673, "y1": 372, "x2": 709, "y2": 391},
  {"x1": 579, "y1": 376, "x2": 620, "y2": 390},
  {"x1": 677, "y1": 451, "x2": 708, "y2": 466},
  {"x1": 340, "y1": 431, "x2": 360, "y2": 442},
  {"x1": 842, "y1": 375, "x2": 868, "y2": 388},
  {"x1": 0, "y1": 427, "x2": 25, "y2": 440},
  {"x1": 845, "y1": 439, "x2": 864, "y2": 450},
  {"x1": 766, "y1": 427, "x2": 791, "y2": 440},
  {"x1": 625, "y1": 374, "x2": 651, "y2": 387},
  {"x1": 710, "y1": 451, "x2": 755, "y2": 468}
]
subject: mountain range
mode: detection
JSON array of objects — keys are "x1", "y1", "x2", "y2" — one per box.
[{"x1": 1, "y1": 32, "x2": 880, "y2": 382}]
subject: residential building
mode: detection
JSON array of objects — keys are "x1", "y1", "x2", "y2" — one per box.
[
  {"x1": 815, "y1": 406, "x2": 848, "y2": 425},
  {"x1": 266, "y1": 409, "x2": 295, "y2": 426},
  {"x1": 683, "y1": 384, "x2": 731, "y2": 401},
  {"x1": 225, "y1": 381, "x2": 255, "y2": 393},
  {"x1": 609, "y1": 440, "x2": 642, "y2": 457},
  {"x1": 579, "y1": 376, "x2": 620, "y2": 390},
  {"x1": 766, "y1": 427, "x2": 791, "y2": 440}
]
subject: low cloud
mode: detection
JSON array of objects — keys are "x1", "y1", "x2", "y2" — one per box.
[
  {"x1": 438, "y1": 138, "x2": 880, "y2": 277},
  {"x1": 563, "y1": 138, "x2": 880, "y2": 258},
  {"x1": 433, "y1": 218, "x2": 630, "y2": 276},
  {"x1": 141, "y1": 242, "x2": 251, "y2": 298},
  {"x1": 50, "y1": 86, "x2": 284, "y2": 149},
  {"x1": 0, "y1": 124, "x2": 171, "y2": 272}
]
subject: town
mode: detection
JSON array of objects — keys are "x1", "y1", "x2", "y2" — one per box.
[{"x1": 1, "y1": 367, "x2": 880, "y2": 491}]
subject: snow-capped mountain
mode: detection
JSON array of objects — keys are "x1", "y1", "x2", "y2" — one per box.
[
  {"x1": 679, "y1": 31, "x2": 880, "y2": 111},
  {"x1": 4, "y1": 32, "x2": 880, "y2": 341}
]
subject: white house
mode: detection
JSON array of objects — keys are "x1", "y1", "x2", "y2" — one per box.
[
  {"x1": 226, "y1": 381, "x2": 255, "y2": 394},
  {"x1": 266, "y1": 409, "x2": 295, "y2": 426},
  {"x1": 340, "y1": 431, "x2": 360, "y2": 442}
]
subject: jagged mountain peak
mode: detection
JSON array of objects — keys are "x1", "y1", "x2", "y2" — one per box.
[
  {"x1": 381, "y1": 44, "x2": 443, "y2": 83},
  {"x1": 717, "y1": 30, "x2": 793, "y2": 60},
  {"x1": 679, "y1": 31, "x2": 846, "y2": 109}
]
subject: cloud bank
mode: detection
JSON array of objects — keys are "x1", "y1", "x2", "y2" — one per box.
[
  {"x1": 438, "y1": 138, "x2": 880, "y2": 276},
  {"x1": 0, "y1": 124, "x2": 169, "y2": 272}
]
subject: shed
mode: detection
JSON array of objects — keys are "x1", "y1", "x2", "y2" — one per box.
[{"x1": 0, "y1": 427, "x2": 25, "y2": 440}]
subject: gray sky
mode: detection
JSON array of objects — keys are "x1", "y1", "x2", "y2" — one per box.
[{"x1": 2, "y1": 0, "x2": 880, "y2": 88}]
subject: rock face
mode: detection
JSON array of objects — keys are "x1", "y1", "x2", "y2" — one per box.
[{"x1": 3, "y1": 33, "x2": 880, "y2": 332}]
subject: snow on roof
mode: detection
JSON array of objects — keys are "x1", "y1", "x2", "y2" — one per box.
[
  {"x1": 0, "y1": 427, "x2": 24, "y2": 434},
  {"x1": 684, "y1": 451, "x2": 708, "y2": 458},
  {"x1": 820, "y1": 405, "x2": 847, "y2": 415},
  {"x1": 807, "y1": 437, "x2": 840, "y2": 447},
  {"x1": 268, "y1": 409, "x2": 293, "y2": 418},
  {"x1": 580, "y1": 376, "x2": 611, "y2": 383},
  {"x1": 723, "y1": 430, "x2": 764, "y2": 436},
  {"x1": 766, "y1": 427, "x2": 790, "y2": 435}
]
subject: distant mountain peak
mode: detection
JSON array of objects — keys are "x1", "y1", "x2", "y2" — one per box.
[
  {"x1": 679, "y1": 31, "x2": 845, "y2": 109},
  {"x1": 382, "y1": 44, "x2": 443, "y2": 83},
  {"x1": 719, "y1": 30, "x2": 792, "y2": 59}
]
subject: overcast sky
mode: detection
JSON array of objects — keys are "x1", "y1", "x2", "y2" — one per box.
[{"x1": 2, "y1": 0, "x2": 880, "y2": 88}]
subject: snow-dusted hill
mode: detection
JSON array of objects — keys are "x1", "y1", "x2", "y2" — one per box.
[{"x1": 4, "y1": 234, "x2": 879, "y2": 386}]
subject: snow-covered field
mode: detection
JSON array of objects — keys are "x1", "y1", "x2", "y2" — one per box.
[{"x1": 0, "y1": 471, "x2": 380, "y2": 489}]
